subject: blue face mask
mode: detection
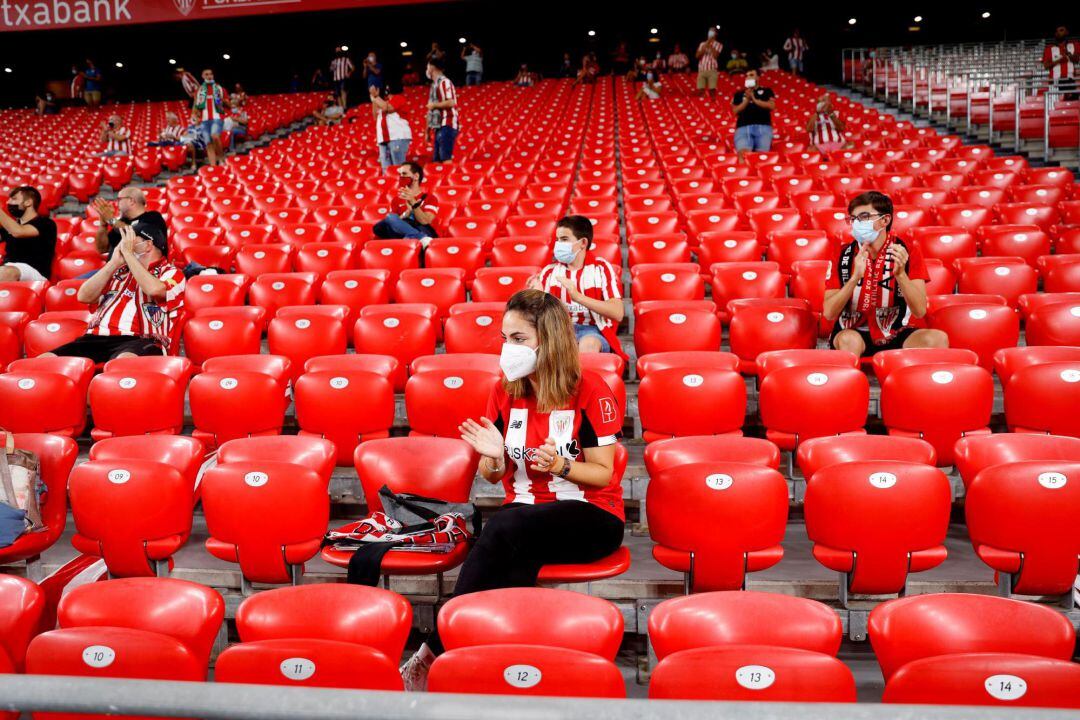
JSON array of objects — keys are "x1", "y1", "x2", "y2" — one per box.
[
  {"x1": 553, "y1": 241, "x2": 578, "y2": 264},
  {"x1": 851, "y1": 219, "x2": 879, "y2": 245}
]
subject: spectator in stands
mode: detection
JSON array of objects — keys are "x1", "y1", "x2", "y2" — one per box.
[
  {"x1": 70, "y1": 65, "x2": 84, "y2": 103},
  {"x1": 462, "y1": 42, "x2": 484, "y2": 85},
  {"x1": 331, "y1": 47, "x2": 356, "y2": 107},
  {"x1": 192, "y1": 68, "x2": 227, "y2": 167},
  {"x1": 40, "y1": 224, "x2": 184, "y2": 363},
  {"x1": 558, "y1": 52, "x2": 575, "y2": 78},
  {"x1": 96, "y1": 114, "x2": 131, "y2": 157},
  {"x1": 784, "y1": 28, "x2": 809, "y2": 76},
  {"x1": 573, "y1": 52, "x2": 599, "y2": 85},
  {"x1": 399, "y1": 288, "x2": 625, "y2": 692},
  {"x1": 526, "y1": 215, "x2": 625, "y2": 357},
  {"x1": 313, "y1": 95, "x2": 346, "y2": 125},
  {"x1": 148, "y1": 112, "x2": 186, "y2": 146},
  {"x1": 92, "y1": 187, "x2": 168, "y2": 257},
  {"x1": 427, "y1": 42, "x2": 446, "y2": 65},
  {"x1": 648, "y1": 50, "x2": 667, "y2": 75},
  {"x1": 426, "y1": 58, "x2": 459, "y2": 162},
  {"x1": 372, "y1": 161, "x2": 439, "y2": 246},
  {"x1": 310, "y1": 66, "x2": 329, "y2": 91},
  {"x1": 0, "y1": 186, "x2": 57, "y2": 284},
  {"x1": 760, "y1": 47, "x2": 780, "y2": 71},
  {"x1": 636, "y1": 69, "x2": 662, "y2": 101},
  {"x1": 823, "y1": 191, "x2": 947, "y2": 357},
  {"x1": 82, "y1": 59, "x2": 102, "y2": 108},
  {"x1": 611, "y1": 40, "x2": 631, "y2": 75},
  {"x1": 696, "y1": 28, "x2": 723, "y2": 97},
  {"x1": 371, "y1": 85, "x2": 412, "y2": 170},
  {"x1": 175, "y1": 66, "x2": 199, "y2": 99},
  {"x1": 514, "y1": 64, "x2": 536, "y2": 87},
  {"x1": 627, "y1": 56, "x2": 648, "y2": 81},
  {"x1": 35, "y1": 90, "x2": 58, "y2": 115},
  {"x1": 401, "y1": 62, "x2": 422, "y2": 87},
  {"x1": 807, "y1": 94, "x2": 848, "y2": 155},
  {"x1": 726, "y1": 49, "x2": 749, "y2": 72},
  {"x1": 225, "y1": 84, "x2": 250, "y2": 144},
  {"x1": 1043, "y1": 26, "x2": 1079, "y2": 101},
  {"x1": 667, "y1": 43, "x2": 690, "y2": 73},
  {"x1": 732, "y1": 69, "x2": 775, "y2": 162}
]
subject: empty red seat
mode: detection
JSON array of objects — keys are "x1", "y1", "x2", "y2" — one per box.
[
  {"x1": 957, "y1": 258, "x2": 1037, "y2": 307},
  {"x1": 294, "y1": 364, "x2": 395, "y2": 466},
  {"x1": 629, "y1": 263, "x2": 704, "y2": 302},
  {"x1": 647, "y1": 462, "x2": 787, "y2": 590},
  {"x1": 871, "y1": 347, "x2": 980, "y2": 385},
  {"x1": 627, "y1": 234, "x2": 692, "y2": 267},
  {"x1": 88, "y1": 435, "x2": 204, "y2": 497},
  {"x1": 883, "y1": 653, "x2": 1080, "y2": 708},
  {"x1": 632, "y1": 304, "x2": 721, "y2": 356},
  {"x1": 0, "y1": 434, "x2": 77, "y2": 571},
  {"x1": 635, "y1": 350, "x2": 739, "y2": 378},
  {"x1": 935, "y1": 203, "x2": 993, "y2": 232},
  {"x1": 696, "y1": 232, "x2": 762, "y2": 267},
  {"x1": 248, "y1": 272, "x2": 318, "y2": 315},
  {"x1": 979, "y1": 225, "x2": 1051, "y2": 265},
  {"x1": 405, "y1": 368, "x2": 500, "y2": 437},
  {"x1": 626, "y1": 210, "x2": 680, "y2": 236},
  {"x1": 710, "y1": 262, "x2": 785, "y2": 322},
  {"x1": 1004, "y1": 362, "x2": 1080, "y2": 437},
  {"x1": 729, "y1": 303, "x2": 818, "y2": 374},
  {"x1": 644, "y1": 436, "x2": 781, "y2": 474},
  {"x1": 754, "y1": 349, "x2": 858, "y2": 381},
  {"x1": 929, "y1": 303, "x2": 1019, "y2": 368},
  {"x1": 189, "y1": 355, "x2": 291, "y2": 450},
  {"x1": 765, "y1": 230, "x2": 833, "y2": 276},
  {"x1": 235, "y1": 243, "x2": 295, "y2": 276},
  {"x1": 1045, "y1": 259, "x2": 1080, "y2": 293},
  {"x1": 805, "y1": 461, "x2": 951, "y2": 595},
  {"x1": 318, "y1": 269, "x2": 391, "y2": 331},
  {"x1": 0, "y1": 575, "x2": 44, "y2": 672},
  {"x1": 471, "y1": 266, "x2": 537, "y2": 302},
  {"x1": 183, "y1": 308, "x2": 264, "y2": 368},
  {"x1": 0, "y1": 356, "x2": 93, "y2": 436},
  {"x1": 996, "y1": 202, "x2": 1059, "y2": 232},
  {"x1": 797, "y1": 435, "x2": 937, "y2": 483},
  {"x1": 910, "y1": 227, "x2": 977, "y2": 268},
  {"x1": 267, "y1": 306, "x2": 348, "y2": 382},
  {"x1": 294, "y1": 242, "x2": 355, "y2": 278},
  {"x1": 759, "y1": 365, "x2": 870, "y2": 451},
  {"x1": 394, "y1": 268, "x2": 467, "y2": 320},
  {"x1": 202, "y1": 458, "x2": 329, "y2": 585},
  {"x1": 428, "y1": 644, "x2": 625, "y2": 697},
  {"x1": 182, "y1": 274, "x2": 250, "y2": 314},
  {"x1": 88, "y1": 357, "x2": 192, "y2": 440},
  {"x1": 443, "y1": 307, "x2": 503, "y2": 354},
  {"x1": 426, "y1": 238, "x2": 486, "y2": 282},
  {"x1": 352, "y1": 305, "x2": 438, "y2": 389},
  {"x1": 22, "y1": 316, "x2": 87, "y2": 357},
  {"x1": 321, "y1": 437, "x2": 479, "y2": 581},
  {"x1": 1025, "y1": 301, "x2": 1080, "y2": 346},
  {"x1": 491, "y1": 237, "x2": 553, "y2": 268},
  {"x1": 359, "y1": 239, "x2": 421, "y2": 283},
  {"x1": 637, "y1": 367, "x2": 746, "y2": 442},
  {"x1": 869, "y1": 593, "x2": 1076, "y2": 682}
]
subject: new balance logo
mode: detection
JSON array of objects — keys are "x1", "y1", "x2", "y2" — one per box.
[{"x1": 509, "y1": 420, "x2": 523, "y2": 429}]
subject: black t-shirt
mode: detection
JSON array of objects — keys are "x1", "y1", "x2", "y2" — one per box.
[
  {"x1": 2, "y1": 215, "x2": 57, "y2": 278},
  {"x1": 106, "y1": 211, "x2": 168, "y2": 253},
  {"x1": 733, "y1": 86, "x2": 775, "y2": 127}
]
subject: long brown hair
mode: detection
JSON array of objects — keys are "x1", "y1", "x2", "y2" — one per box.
[{"x1": 503, "y1": 289, "x2": 581, "y2": 413}]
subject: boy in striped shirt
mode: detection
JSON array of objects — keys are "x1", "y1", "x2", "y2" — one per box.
[
  {"x1": 97, "y1": 114, "x2": 130, "y2": 157},
  {"x1": 330, "y1": 47, "x2": 355, "y2": 107},
  {"x1": 192, "y1": 68, "x2": 227, "y2": 166},
  {"x1": 696, "y1": 28, "x2": 722, "y2": 97},
  {"x1": 426, "y1": 57, "x2": 459, "y2": 162}
]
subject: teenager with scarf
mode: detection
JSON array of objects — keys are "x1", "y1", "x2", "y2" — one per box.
[
  {"x1": 823, "y1": 191, "x2": 948, "y2": 357},
  {"x1": 398, "y1": 289, "x2": 625, "y2": 691}
]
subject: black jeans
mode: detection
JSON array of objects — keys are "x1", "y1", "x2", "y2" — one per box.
[{"x1": 426, "y1": 501, "x2": 624, "y2": 654}]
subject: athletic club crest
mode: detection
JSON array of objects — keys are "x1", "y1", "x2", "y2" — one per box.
[
  {"x1": 552, "y1": 413, "x2": 573, "y2": 438},
  {"x1": 173, "y1": 0, "x2": 196, "y2": 16}
]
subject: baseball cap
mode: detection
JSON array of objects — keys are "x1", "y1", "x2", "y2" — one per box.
[{"x1": 135, "y1": 224, "x2": 168, "y2": 257}]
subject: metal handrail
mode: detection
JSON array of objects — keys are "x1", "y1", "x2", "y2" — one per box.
[{"x1": 2, "y1": 676, "x2": 1080, "y2": 720}]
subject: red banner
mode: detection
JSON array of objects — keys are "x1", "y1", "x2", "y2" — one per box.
[{"x1": 0, "y1": 0, "x2": 431, "y2": 32}]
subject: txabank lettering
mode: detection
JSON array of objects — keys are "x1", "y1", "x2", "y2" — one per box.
[{"x1": 0, "y1": 0, "x2": 130, "y2": 27}]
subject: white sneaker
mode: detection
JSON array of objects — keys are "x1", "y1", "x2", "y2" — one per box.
[
  {"x1": 400, "y1": 642, "x2": 435, "y2": 692},
  {"x1": 419, "y1": 236, "x2": 432, "y2": 249}
]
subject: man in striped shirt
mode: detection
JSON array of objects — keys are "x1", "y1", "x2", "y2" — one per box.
[
  {"x1": 331, "y1": 47, "x2": 355, "y2": 108},
  {"x1": 784, "y1": 29, "x2": 809, "y2": 76},
  {"x1": 40, "y1": 223, "x2": 185, "y2": 363},
  {"x1": 696, "y1": 28, "x2": 723, "y2": 97},
  {"x1": 192, "y1": 68, "x2": 227, "y2": 166},
  {"x1": 1043, "y1": 26, "x2": 1079, "y2": 100},
  {"x1": 426, "y1": 57, "x2": 459, "y2": 162},
  {"x1": 97, "y1": 114, "x2": 130, "y2": 157}
]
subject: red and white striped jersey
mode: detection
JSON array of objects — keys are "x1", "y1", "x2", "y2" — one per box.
[
  {"x1": 194, "y1": 82, "x2": 227, "y2": 121},
  {"x1": 784, "y1": 36, "x2": 808, "y2": 60},
  {"x1": 1044, "y1": 41, "x2": 1079, "y2": 81},
  {"x1": 179, "y1": 71, "x2": 199, "y2": 98},
  {"x1": 667, "y1": 52, "x2": 689, "y2": 70},
  {"x1": 536, "y1": 255, "x2": 622, "y2": 329},
  {"x1": 86, "y1": 260, "x2": 185, "y2": 349},
  {"x1": 375, "y1": 95, "x2": 411, "y2": 143},
  {"x1": 106, "y1": 127, "x2": 130, "y2": 154},
  {"x1": 433, "y1": 75, "x2": 459, "y2": 129},
  {"x1": 812, "y1": 113, "x2": 844, "y2": 145},
  {"x1": 488, "y1": 371, "x2": 624, "y2": 521},
  {"x1": 697, "y1": 40, "x2": 722, "y2": 71},
  {"x1": 159, "y1": 124, "x2": 184, "y2": 142},
  {"x1": 330, "y1": 56, "x2": 354, "y2": 82}
]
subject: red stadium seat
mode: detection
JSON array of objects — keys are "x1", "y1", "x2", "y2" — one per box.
[
  {"x1": 934, "y1": 204, "x2": 994, "y2": 232},
  {"x1": 267, "y1": 306, "x2": 349, "y2": 382},
  {"x1": 0, "y1": 573, "x2": 44, "y2": 673},
  {"x1": 909, "y1": 227, "x2": 977, "y2": 268},
  {"x1": 294, "y1": 242, "x2": 356, "y2": 278},
  {"x1": 796, "y1": 435, "x2": 937, "y2": 483},
  {"x1": 870, "y1": 347, "x2": 980, "y2": 385},
  {"x1": 710, "y1": 262, "x2": 786, "y2": 322},
  {"x1": 360, "y1": 239, "x2": 421, "y2": 283},
  {"x1": 352, "y1": 305, "x2": 438, "y2": 389},
  {"x1": 294, "y1": 366, "x2": 394, "y2": 466},
  {"x1": 394, "y1": 268, "x2": 467, "y2": 320},
  {"x1": 637, "y1": 367, "x2": 746, "y2": 442},
  {"x1": 754, "y1": 349, "x2": 859, "y2": 381},
  {"x1": 235, "y1": 243, "x2": 295, "y2": 276},
  {"x1": 929, "y1": 303, "x2": 1020, "y2": 368},
  {"x1": 646, "y1": 462, "x2": 787, "y2": 590},
  {"x1": 883, "y1": 653, "x2": 1080, "y2": 708},
  {"x1": 729, "y1": 303, "x2": 818, "y2": 374},
  {"x1": 1045, "y1": 260, "x2": 1080, "y2": 293},
  {"x1": 765, "y1": 230, "x2": 833, "y2": 276},
  {"x1": 1025, "y1": 302, "x2": 1080, "y2": 346},
  {"x1": 627, "y1": 234, "x2": 691, "y2": 267},
  {"x1": 643, "y1": 436, "x2": 781, "y2": 474},
  {"x1": 993, "y1": 345, "x2": 1080, "y2": 385},
  {"x1": 869, "y1": 593, "x2": 1076, "y2": 682},
  {"x1": 630, "y1": 263, "x2": 704, "y2": 302},
  {"x1": 759, "y1": 365, "x2": 870, "y2": 451},
  {"x1": 202, "y1": 458, "x2": 329, "y2": 585},
  {"x1": 632, "y1": 304, "x2": 721, "y2": 357},
  {"x1": 405, "y1": 368, "x2": 501, "y2": 438},
  {"x1": 248, "y1": 272, "x2": 319, "y2": 315},
  {"x1": 88, "y1": 357, "x2": 192, "y2": 440},
  {"x1": 649, "y1": 646, "x2": 855, "y2": 702},
  {"x1": 89, "y1": 435, "x2": 204, "y2": 497},
  {"x1": 0, "y1": 356, "x2": 93, "y2": 436},
  {"x1": 183, "y1": 309, "x2": 264, "y2": 369},
  {"x1": 995, "y1": 202, "x2": 1059, "y2": 233},
  {"x1": 182, "y1": 274, "x2": 250, "y2": 314},
  {"x1": 979, "y1": 225, "x2": 1050, "y2": 266},
  {"x1": 217, "y1": 638, "x2": 402, "y2": 691},
  {"x1": 503, "y1": 215, "x2": 557, "y2": 238},
  {"x1": 491, "y1": 237, "x2": 553, "y2": 268},
  {"x1": 747, "y1": 208, "x2": 802, "y2": 238},
  {"x1": 318, "y1": 269, "x2": 391, "y2": 331},
  {"x1": 957, "y1": 258, "x2": 1037, "y2": 307},
  {"x1": 444, "y1": 307, "x2": 503, "y2": 354},
  {"x1": 22, "y1": 316, "x2": 87, "y2": 357},
  {"x1": 635, "y1": 350, "x2": 739, "y2": 378},
  {"x1": 321, "y1": 437, "x2": 479, "y2": 583},
  {"x1": 1004, "y1": 362, "x2": 1080, "y2": 437},
  {"x1": 696, "y1": 232, "x2": 762, "y2": 268},
  {"x1": 426, "y1": 239, "x2": 486, "y2": 283},
  {"x1": 804, "y1": 461, "x2": 951, "y2": 596},
  {"x1": 189, "y1": 356, "x2": 291, "y2": 450},
  {"x1": 427, "y1": 644, "x2": 625, "y2": 697},
  {"x1": 471, "y1": 267, "x2": 538, "y2": 302}
]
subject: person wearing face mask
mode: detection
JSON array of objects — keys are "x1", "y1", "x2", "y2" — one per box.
[
  {"x1": 329, "y1": 47, "x2": 355, "y2": 108},
  {"x1": 425, "y1": 58, "x2": 459, "y2": 162},
  {"x1": 784, "y1": 28, "x2": 809, "y2": 76},
  {"x1": 372, "y1": 161, "x2": 439, "y2": 246},
  {"x1": 725, "y1": 49, "x2": 748, "y2": 72},
  {"x1": 732, "y1": 68, "x2": 776, "y2": 163},
  {"x1": 636, "y1": 69, "x2": 662, "y2": 101},
  {"x1": 192, "y1": 68, "x2": 227, "y2": 167},
  {"x1": 363, "y1": 50, "x2": 385, "y2": 99},
  {"x1": 399, "y1": 288, "x2": 625, "y2": 692},
  {"x1": 96, "y1": 114, "x2": 131, "y2": 158},
  {"x1": 527, "y1": 215, "x2": 627, "y2": 360},
  {"x1": 39, "y1": 224, "x2": 185, "y2": 363},
  {"x1": 667, "y1": 43, "x2": 689, "y2": 74},
  {"x1": 807, "y1": 94, "x2": 848, "y2": 156},
  {"x1": 695, "y1": 27, "x2": 723, "y2": 97},
  {"x1": 823, "y1": 191, "x2": 946, "y2": 358},
  {"x1": 0, "y1": 186, "x2": 57, "y2": 283}
]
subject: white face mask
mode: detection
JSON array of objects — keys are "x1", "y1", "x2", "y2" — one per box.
[
  {"x1": 745, "y1": 78, "x2": 757, "y2": 88},
  {"x1": 707, "y1": 29, "x2": 716, "y2": 39},
  {"x1": 500, "y1": 343, "x2": 537, "y2": 381}
]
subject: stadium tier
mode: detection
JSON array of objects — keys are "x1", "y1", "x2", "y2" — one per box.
[{"x1": 0, "y1": 54, "x2": 1079, "y2": 712}]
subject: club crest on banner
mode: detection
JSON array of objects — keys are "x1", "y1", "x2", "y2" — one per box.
[{"x1": 173, "y1": 0, "x2": 196, "y2": 16}]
